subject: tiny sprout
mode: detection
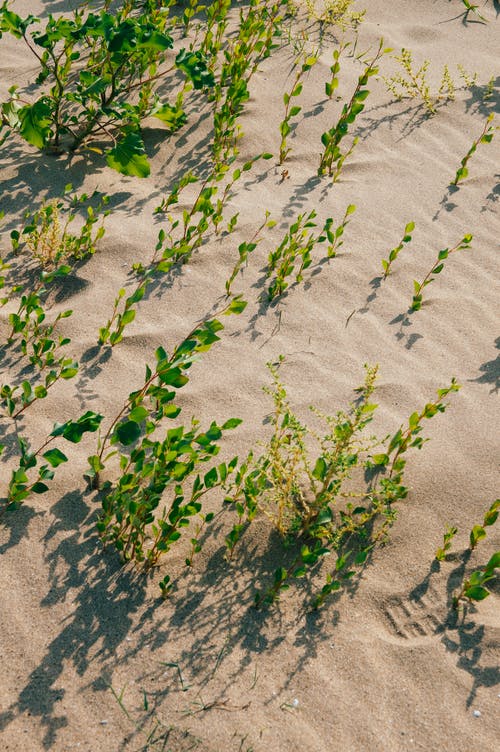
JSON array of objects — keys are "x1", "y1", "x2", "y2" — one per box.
[
  {"x1": 451, "y1": 114, "x2": 496, "y2": 186},
  {"x1": 410, "y1": 234, "x2": 472, "y2": 312},
  {"x1": 382, "y1": 221, "x2": 415, "y2": 278}
]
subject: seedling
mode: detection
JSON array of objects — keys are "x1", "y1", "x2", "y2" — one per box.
[
  {"x1": 89, "y1": 298, "x2": 247, "y2": 490},
  {"x1": 456, "y1": 0, "x2": 488, "y2": 23},
  {"x1": 451, "y1": 114, "x2": 496, "y2": 186},
  {"x1": 0, "y1": 2, "x2": 214, "y2": 175},
  {"x1": 381, "y1": 221, "x2": 415, "y2": 278},
  {"x1": 410, "y1": 234, "x2": 472, "y2": 311},
  {"x1": 10, "y1": 187, "x2": 109, "y2": 270},
  {"x1": 435, "y1": 525, "x2": 458, "y2": 561},
  {"x1": 436, "y1": 498, "x2": 499, "y2": 608},
  {"x1": 2, "y1": 411, "x2": 103, "y2": 515},
  {"x1": 225, "y1": 359, "x2": 459, "y2": 608},
  {"x1": 225, "y1": 212, "x2": 276, "y2": 296},
  {"x1": 279, "y1": 53, "x2": 317, "y2": 164},
  {"x1": 318, "y1": 41, "x2": 387, "y2": 180}
]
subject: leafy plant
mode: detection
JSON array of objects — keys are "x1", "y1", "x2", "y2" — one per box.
[
  {"x1": 435, "y1": 524, "x2": 458, "y2": 561},
  {"x1": 1, "y1": 411, "x2": 103, "y2": 515},
  {"x1": 88, "y1": 299, "x2": 247, "y2": 491},
  {"x1": 455, "y1": 0, "x2": 488, "y2": 24},
  {"x1": 0, "y1": 2, "x2": 214, "y2": 176},
  {"x1": 210, "y1": 0, "x2": 286, "y2": 169},
  {"x1": 381, "y1": 221, "x2": 415, "y2": 279},
  {"x1": 93, "y1": 306, "x2": 248, "y2": 575},
  {"x1": 99, "y1": 155, "x2": 268, "y2": 346},
  {"x1": 437, "y1": 498, "x2": 500, "y2": 608},
  {"x1": 225, "y1": 212, "x2": 276, "y2": 296},
  {"x1": 279, "y1": 53, "x2": 317, "y2": 164},
  {"x1": 225, "y1": 359, "x2": 460, "y2": 608},
  {"x1": 410, "y1": 234, "x2": 472, "y2": 311},
  {"x1": 382, "y1": 49, "x2": 471, "y2": 114},
  {"x1": 318, "y1": 40, "x2": 387, "y2": 180},
  {"x1": 10, "y1": 186, "x2": 109, "y2": 270},
  {"x1": 451, "y1": 114, "x2": 496, "y2": 186}
]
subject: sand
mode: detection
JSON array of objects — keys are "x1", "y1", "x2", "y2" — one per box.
[{"x1": 0, "y1": 1, "x2": 499, "y2": 750}]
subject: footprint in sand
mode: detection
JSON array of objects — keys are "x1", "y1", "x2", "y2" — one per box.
[{"x1": 381, "y1": 586, "x2": 447, "y2": 643}]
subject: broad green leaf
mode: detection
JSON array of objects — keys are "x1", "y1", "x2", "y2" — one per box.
[
  {"x1": 51, "y1": 411, "x2": 103, "y2": 443},
  {"x1": 18, "y1": 99, "x2": 52, "y2": 148},
  {"x1": 129, "y1": 406, "x2": 148, "y2": 423},
  {"x1": 485, "y1": 551, "x2": 500, "y2": 572},
  {"x1": 464, "y1": 585, "x2": 490, "y2": 601},
  {"x1": 43, "y1": 448, "x2": 68, "y2": 467},
  {"x1": 151, "y1": 104, "x2": 187, "y2": 132},
  {"x1": 116, "y1": 420, "x2": 141, "y2": 446},
  {"x1": 106, "y1": 131, "x2": 150, "y2": 178}
]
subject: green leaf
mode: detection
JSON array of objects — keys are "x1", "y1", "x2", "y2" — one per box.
[
  {"x1": 485, "y1": 551, "x2": 500, "y2": 572},
  {"x1": 116, "y1": 420, "x2": 141, "y2": 446},
  {"x1": 106, "y1": 131, "x2": 150, "y2": 178},
  {"x1": 464, "y1": 585, "x2": 490, "y2": 601},
  {"x1": 221, "y1": 418, "x2": 242, "y2": 430},
  {"x1": 18, "y1": 99, "x2": 52, "y2": 149},
  {"x1": 31, "y1": 481, "x2": 49, "y2": 494},
  {"x1": 175, "y1": 48, "x2": 215, "y2": 89},
  {"x1": 204, "y1": 467, "x2": 218, "y2": 488},
  {"x1": 129, "y1": 406, "x2": 148, "y2": 423},
  {"x1": 151, "y1": 104, "x2": 187, "y2": 131},
  {"x1": 51, "y1": 411, "x2": 103, "y2": 443},
  {"x1": 42, "y1": 448, "x2": 68, "y2": 468},
  {"x1": 470, "y1": 525, "x2": 486, "y2": 548},
  {"x1": 312, "y1": 457, "x2": 327, "y2": 480}
]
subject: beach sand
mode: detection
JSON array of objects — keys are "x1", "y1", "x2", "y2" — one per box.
[{"x1": 0, "y1": 1, "x2": 499, "y2": 750}]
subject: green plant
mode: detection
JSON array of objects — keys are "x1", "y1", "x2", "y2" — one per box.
[
  {"x1": 10, "y1": 186, "x2": 109, "y2": 270},
  {"x1": 265, "y1": 205, "x2": 355, "y2": 300},
  {"x1": 1, "y1": 411, "x2": 103, "y2": 515},
  {"x1": 210, "y1": 0, "x2": 286, "y2": 169},
  {"x1": 93, "y1": 307, "x2": 247, "y2": 575},
  {"x1": 225, "y1": 212, "x2": 276, "y2": 296},
  {"x1": 99, "y1": 155, "x2": 268, "y2": 346},
  {"x1": 381, "y1": 221, "x2": 415, "y2": 279},
  {"x1": 435, "y1": 524, "x2": 458, "y2": 561},
  {"x1": 88, "y1": 299, "x2": 247, "y2": 491},
  {"x1": 301, "y1": 0, "x2": 365, "y2": 30},
  {"x1": 383, "y1": 49, "x2": 469, "y2": 114},
  {"x1": 437, "y1": 498, "x2": 500, "y2": 608},
  {"x1": 0, "y1": 2, "x2": 214, "y2": 176},
  {"x1": 455, "y1": 0, "x2": 488, "y2": 23},
  {"x1": 451, "y1": 114, "x2": 496, "y2": 186},
  {"x1": 225, "y1": 359, "x2": 460, "y2": 608},
  {"x1": 318, "y1": 40, "x2": 386, "y2": 180},
  {"x1": 279, "y1": 53, "x2": 317, "y2": 164},
  {"x1": 410, "y1": 233, "x2": 472, "y2": 311}
]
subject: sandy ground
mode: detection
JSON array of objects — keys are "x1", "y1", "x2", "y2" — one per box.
[{"x1": 0, "y1": 1, "x2": 499, "y2": 750}]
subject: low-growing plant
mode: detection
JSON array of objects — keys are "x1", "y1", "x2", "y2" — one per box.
[
  {"x1": 299, "y1": 0, "x2": 365, "y2": 31},
  {"x1": 211, "y1": 0, "x2": 286, "y2": 169},
  {"x1": 10, "y1": 186, "x2": 109, "y2": 270},
  {"x1": 410, "y1": 233, "x2": 472, "y2": 311},
  {"x1": 99, "y1": 155, "x2": 268, "y2": 346},
  {"x1": 382, "y1": 49, "x2": 475, "y2": 114},
  {"x1": 381, "y1": 221, "x2": 415, "y2": 279},
  {"x1": 455, "y1": 0, "x2": 488, "y2": 24},
  {"x1": 318, "y1": 40, "x2": 387, "y2": 180},
  {"x1": 88, "y1": 299, "x2": 247, "y2": 491},
  {"x1": 1, "y1": 357, "x2": 78, "y2": 419},
  {"x1": 279, "y1": 53, "x2": 317, "y2": 164},
  {"x1": 91, "y1": 306, "x2": 248, "y2": 579},
  {"x1": 436, "y1": 498, "x2": 499, "y2": 608},
  {"x1": 225, "y1": 358, "x2": 460, "y2": 608},
  {"x1": 1, "y1": 411, "x2": 103, "y2": 516},
  {"x1": 225, "y1": 212, "x2": 276, "y2": 296},
  {"x1": 451, "y1": 114, "x2": 496, "y2": 186},
  {"x1": 0, "y1": 1, "x2": 214, "y2": 176},
  {"x1": 265, "y1": 205, "x2": 355, "y2": 301}
]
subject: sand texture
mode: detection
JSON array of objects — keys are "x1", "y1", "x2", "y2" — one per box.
[{"x1": 0, "y1": 1, "x2": 499, "y2": 750}]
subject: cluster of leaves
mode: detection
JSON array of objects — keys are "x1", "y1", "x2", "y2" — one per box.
[
  {"x1": 1, "y1": 189, "x2": 108, "y2": 418},
  {"x1": 0, "y1": 1, "x2": 214, "y2": 176},
  {"x1": 318, "y1": 41, "x2": 387, "y2": 180},
  {"x1": 265, "y1": 205, "x2": 355, "y2": 300},
  {"x1": 436, "y1": 499, "x2": 499, "y2": 607},
  {"x1": 224, "y1": 359, "x2": 460, "y2": 608},
  {"x1": 411, "y1": 234, "x2": 472, "y2": 311},
  {"x1": 93, "y1": 306, "x2": 247, "y2": 584}
]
